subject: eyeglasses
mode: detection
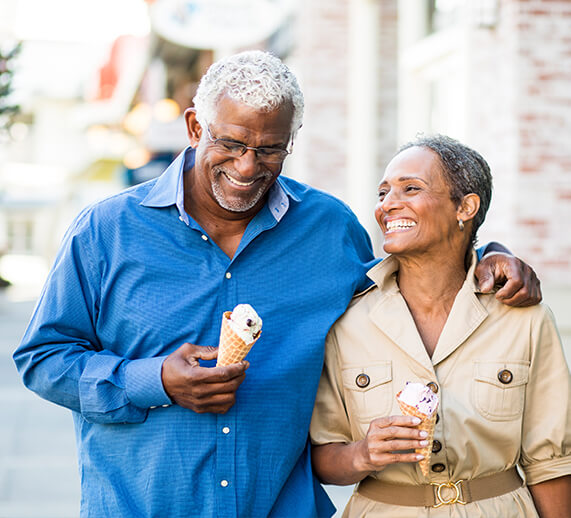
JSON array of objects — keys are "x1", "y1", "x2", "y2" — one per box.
[{"x1": 204, "y1": 124, "x2": 292, "y2": 164}]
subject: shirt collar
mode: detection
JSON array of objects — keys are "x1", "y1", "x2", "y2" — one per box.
[
  {"x1": 140, "y1": 146, "x2": 299, "y2": 224},
  {"x1": 367, "y1": 248, "x2": 480, "y2": 293}
]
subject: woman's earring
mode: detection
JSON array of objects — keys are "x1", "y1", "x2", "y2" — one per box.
[{"x1": 458, "y1": 219, "x2": 465, "y2": 231}]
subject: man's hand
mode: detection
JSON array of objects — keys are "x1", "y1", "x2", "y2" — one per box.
[
  {"x1": 161, "y1": 342, "x2": 248, "y2": 414},
  {"x1": 475, "y1": 252, "x2": 542, "y2": 307}
]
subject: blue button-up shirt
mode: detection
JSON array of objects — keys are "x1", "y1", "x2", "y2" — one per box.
[{"x1": 14, "y1": 147, "x2": 376, "y2": 517}]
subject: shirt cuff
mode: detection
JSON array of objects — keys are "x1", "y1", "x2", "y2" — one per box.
[
  {"x1": 124, "y1": 356, "x2": 172, "y2": 409},
  {"x1": 523, "y1": 456, "x2": 571, "y2": 485}
]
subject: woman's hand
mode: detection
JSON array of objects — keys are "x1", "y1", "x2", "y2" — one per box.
[
  {"x1": 311, "y1": 415, "x2": 427, "y2": 486},
  {"x1": 353, "y1": 415, "x2": 428, "y2": 474}
]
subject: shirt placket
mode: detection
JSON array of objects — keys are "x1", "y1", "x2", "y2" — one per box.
[{"x1": 215, "y1": 261, "x2": 239, "y2": 517}]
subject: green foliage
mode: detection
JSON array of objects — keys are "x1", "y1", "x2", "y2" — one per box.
[{"x1": 0, "y1": 41, "x2": 22, "y2": 133}]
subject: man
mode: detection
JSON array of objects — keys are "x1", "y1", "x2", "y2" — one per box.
[{"x1": 14, "y1": 51, "x2": 540, "y2": 517}]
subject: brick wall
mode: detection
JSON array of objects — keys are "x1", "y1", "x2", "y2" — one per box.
[
  {"x1": 468, "y1": 0, "x2": 571, "y2": 285},
  {"x1": 291, "y1": 0, "x2": 398, "y2": 247}
]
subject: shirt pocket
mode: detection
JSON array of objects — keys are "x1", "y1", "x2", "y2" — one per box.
[
  {"x1": 341, "y1": 362, "x2": 393, "y2": 427},
  {"x1": 472, "y1": 360, "x2": 530, "y2": 421}
]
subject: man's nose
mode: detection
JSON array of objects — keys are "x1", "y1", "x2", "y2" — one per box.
[{"x1": 233, "y1": 149, "x2": 259, "y2": 177}]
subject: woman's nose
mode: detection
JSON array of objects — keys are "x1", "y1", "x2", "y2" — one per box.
[{"x1": 379, "y1": 190, "x2": 402, "y2": 212}]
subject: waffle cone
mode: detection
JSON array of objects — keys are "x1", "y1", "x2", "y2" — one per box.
[
  {"x1": 216, "y1": 312, "x2": 261, "y2": 367},
  {"x1": 396, "y1": 391, "x2": 438, "y2": 477}
]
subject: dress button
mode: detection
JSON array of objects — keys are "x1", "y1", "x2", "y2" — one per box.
[
  {"x1": 355, "y1": 373, "x2": 370, "y2": 388},
  {"x1": 222, "y1": 427, "x2": 230, "y2": 434},
  {"x1": 426, "y1": 382, "x2": 439, "y2": 393},
  {"x1": 497, "y1": 369, "x2": 513, "y2": 384},
  {"x1": 431, "y1": 463, "x2": 446, "y2": 473},
  {"x1": 201, "y1": 234, "x2": 208, "y2": 241},
  {"x1": 225, "y1": 272, "x2": 232, "y2": 279},
  {"x1": 432, "y1": 440, "x2": 442, "y2": 453},
  {"x1": 435, "y1": 413, "x2": 440, "y2": 424},
  {"x1": 220, "y1": 480, "x2": 229, "y2": 487}
]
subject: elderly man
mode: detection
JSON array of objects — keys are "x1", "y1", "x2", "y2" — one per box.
[{"x1": 14, "y1": 51, "x2": 540, "y2": 517}]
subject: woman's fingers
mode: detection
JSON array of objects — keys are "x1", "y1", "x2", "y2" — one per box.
[{"x1": 361, "y1": 415, "x2": 429, "y2": 470}]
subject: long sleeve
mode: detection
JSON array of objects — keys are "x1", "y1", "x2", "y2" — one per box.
[{"x1": 13, "y1": 210, "x2": 171, "y2": 424}]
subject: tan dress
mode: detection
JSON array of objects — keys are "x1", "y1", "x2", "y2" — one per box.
[{"x1": 310, "y1": 251, "x2": 571, "y2": 518}]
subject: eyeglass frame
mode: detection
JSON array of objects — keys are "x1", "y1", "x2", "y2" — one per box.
[{"x1": 203, "y1": 123, "x2": 293, "y2": 164}]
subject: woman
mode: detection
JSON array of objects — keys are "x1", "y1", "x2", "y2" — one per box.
[{"x1": 310, "y1": 135, "x2": 571, "y2": 517}]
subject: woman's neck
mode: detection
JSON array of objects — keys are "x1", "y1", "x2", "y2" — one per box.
[{"x1": 395, "y1": 251, "x2": 468, "y2": 356}]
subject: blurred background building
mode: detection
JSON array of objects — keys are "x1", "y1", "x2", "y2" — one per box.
[{"x1": 0, "y1": 0, "x2": 570, "y2": 516}]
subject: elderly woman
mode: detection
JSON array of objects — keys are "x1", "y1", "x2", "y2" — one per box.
[{"x1": 310, "y1": 135, "x2": 571, "y2": 517}]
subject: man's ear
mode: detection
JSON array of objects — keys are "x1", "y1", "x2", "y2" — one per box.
[
  {"x1": 457, "y1": 193, "x2": 480, "y2": 223},
  {"x1": 184, "y1": 108, "x2": 202, "y2": 148}
]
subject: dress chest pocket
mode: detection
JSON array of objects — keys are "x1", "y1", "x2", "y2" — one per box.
[
  {"x1": 341, "y1": 362, "x2": 393, "y2": 424},
  {"x1": 472, "y1": 360, "x2": 530, "y2": 421}
]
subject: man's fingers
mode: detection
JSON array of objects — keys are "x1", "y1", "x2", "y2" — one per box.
[
  {"x1": 180, "y1": 343, "x2": 218, "y2": 363},
  {"x1": 476, "y1": 268, "x2": 496, "y2": 293}
]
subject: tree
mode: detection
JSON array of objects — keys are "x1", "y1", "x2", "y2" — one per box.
[
  {"x1": 0, "y1": 41, "x2": 21, "y2": 288},
  {"x1": 0, "y1": 41, "x2": 22, "y2": 141}
]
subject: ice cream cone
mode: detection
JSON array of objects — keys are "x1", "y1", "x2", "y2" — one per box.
[
  {"x1": 396, "y1": 391, "x2": 438, "y2": 477},
  {"x1": 216, "y1": 311, "x2": 261, "y2": 367}
]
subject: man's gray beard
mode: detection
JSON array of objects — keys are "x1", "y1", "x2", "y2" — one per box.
[{"x1": 211, "y1": 168, "x2": 272, "y2": 213}]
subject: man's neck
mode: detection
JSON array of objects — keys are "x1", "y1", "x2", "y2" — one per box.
[{"x1": 183, "y1": 168, "x2": 264, "y2": 259}]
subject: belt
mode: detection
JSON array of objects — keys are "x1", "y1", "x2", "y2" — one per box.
[{"x1": 356, "y1": 467, "x2": 523, "y2": 508}]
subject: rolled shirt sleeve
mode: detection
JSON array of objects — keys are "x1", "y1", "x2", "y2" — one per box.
[
  {"x1": 310, "y1": 329, "x2": 354, "y2": 445},
  {"x1": 520, "y1": 305, "x2": 571, "y2": 485}
]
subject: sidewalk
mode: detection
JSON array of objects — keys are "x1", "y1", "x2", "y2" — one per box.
[
  {"x1": 0, "y1": 287, "x2": 80, "y2": 518},
  {"x1": 0, "y1": 285, "x2": 352, "y2": 518}
]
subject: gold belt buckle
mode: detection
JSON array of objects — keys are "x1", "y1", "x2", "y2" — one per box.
[{"x1": 431, "y1": 480, "x2": 467, "y2": 507}]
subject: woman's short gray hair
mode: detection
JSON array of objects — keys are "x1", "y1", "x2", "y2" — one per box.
[
  {"x1": 193, "y1": 50, "x2": 304, "y2": 138},
  {"x1": 398, "y1": 134, "x2": 493, "y2": 246}
]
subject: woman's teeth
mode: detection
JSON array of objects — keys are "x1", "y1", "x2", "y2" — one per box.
[{"x1": 386, "y1": 220, "x2": 416, "y2": 232}]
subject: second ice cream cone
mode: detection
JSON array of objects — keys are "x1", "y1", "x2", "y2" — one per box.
[{"x1": 397, "y1": 393, "x2": 437, "y2": 477}]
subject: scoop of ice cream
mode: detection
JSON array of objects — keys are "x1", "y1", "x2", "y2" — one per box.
[
  {"x1": 227, "y1": 304, "x2": 262, "y2": 345},
  {"x1": 397, "y1": 382, "x2": 438, "y2": 417}
]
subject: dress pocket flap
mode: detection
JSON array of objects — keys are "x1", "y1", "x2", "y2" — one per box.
[
  {"x1": 341, "y1": 362, "x2": 392, "y2": 393},
  {"x1": 474, "y1": 360, "x2": 530, "y2": 389}
]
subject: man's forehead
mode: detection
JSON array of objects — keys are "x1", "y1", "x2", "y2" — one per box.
[{"x1": 210, "y1": 95, "x2": 294, "y2": 133}]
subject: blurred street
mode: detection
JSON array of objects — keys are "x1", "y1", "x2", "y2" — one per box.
[
  {"x1": 0, "y1": 287, "x2": 80, "y2": 518},
  {"x1": 0, "y1": 282, "x2": 352, "y2": 518}
]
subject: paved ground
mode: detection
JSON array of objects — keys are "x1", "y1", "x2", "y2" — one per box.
[{"x1": 0, "y1": 284, "x2": 352, "y2": 518}]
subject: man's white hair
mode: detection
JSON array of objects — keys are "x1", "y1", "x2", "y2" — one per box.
[{"x1": 193, "y1": 50, "x2": 304, "y2": 138}]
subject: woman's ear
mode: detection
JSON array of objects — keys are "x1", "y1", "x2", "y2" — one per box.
[
  {"x1": 184, "y1": 108, "x2": 202, "y2": 148},
  {"x1": 457, "y1": 193, "x2": 480, "y2": 223}
]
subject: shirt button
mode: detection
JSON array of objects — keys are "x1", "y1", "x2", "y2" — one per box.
[
  {"x1": 201, "y1": 234, "x2": 208, "y2": 241},
  {"x1": 431, "y1": 463, "x2": 446, "y2": 473},
  {"x1": 222, "y1": 427, "x2": 230, "y2": 434},
  {"x1": 161, "y1": 404, "x2": 170, "y2": 408},
  {"x1": 497, "y1": 369, "x2": 513, "y2": 384},
  {"x1": 178, "y1": 216, "x2": 184, "y2": 222},
  {"x1": 355, "y1": 374, "x2": 370, "y2": 388},
  {"x1": 225, "y1": 272, "x2": 232, "y2": 279},
  {"x1": 432, "y1": 440, "x2": 442, "y2": 453},
  {"x1": 426, "y1": 382, "x2": 439, "y2": 393},
  {"x1": 435, "y1": 413, "x2": 440, "y2": 424},
  {"x1": 220, "y1": 480, "x2": 229, "y2": 487}
]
